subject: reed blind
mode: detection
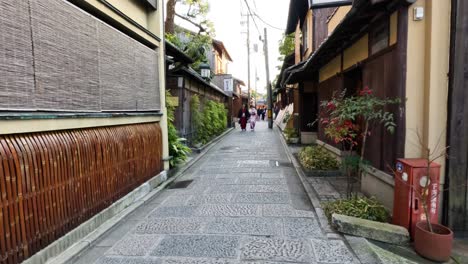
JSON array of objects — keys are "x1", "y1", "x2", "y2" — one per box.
[{"x1": 0, "y1": 0, "x2": 160, "y2": 112}]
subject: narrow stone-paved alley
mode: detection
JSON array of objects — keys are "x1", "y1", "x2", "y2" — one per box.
[{"x1": 72, "y1": 121, "x2": 358, "y2": 264}]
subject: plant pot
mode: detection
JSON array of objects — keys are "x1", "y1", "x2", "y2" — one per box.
[
  {"x1": 414, "y1": 221, "x2": 453, "y2": 262},
  {"x1": 193, "y1": 142, "x2": 202, "y2": 148}
]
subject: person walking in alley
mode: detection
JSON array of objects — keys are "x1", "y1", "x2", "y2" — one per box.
[
  {"x1": 238, "y1": 104, "x2": 250, "y2": 131},
  {"x1": 249, "y1": 105, "x2": 257, "y2": 131},
  {"x1": 261, "y1": 106, "x2": 266, "y2": 121}
]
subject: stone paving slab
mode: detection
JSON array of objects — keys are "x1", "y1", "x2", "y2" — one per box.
[
  {"x1": 186, "y1": 194, "x2": 233, "y2": 205},
  {"x1": 148, "y1": 206, "x2": 198, "y2": 218},
  {"x1": 236, "y1": 178, "x2": 285, "y2": 185},
  {"x1": 134, "y1": 218, "x2": 205, "y2": 234},
  {"x1": 262, "y1": 204, "x2": 315, "y2": 218},
  {"x1": 204, "y1": 217, "x2": 283, "y2": 236},
  {"x1": 151, "y1": 235, "x2": 240, "y2": 258},
  {"x1": 106, "y1": 234, "x2": 161, "y2": 256},
  {"x1": 209, "y1": 185, "x2": 288, "y2": 193},
  {"x1": 240, "y1": 237, "x2": 312, "y2": 262},
  {"x1": 283, "y1": 218, "x2": 323, "y2": 238},
  {"x1": 310, "y1": 239, "x2": 357, "y2": 264},
  {"x1": 161, "y1": 195, "x2": 193, "y2": 207},
  {"x1": 96, "y1": 256, "x2": 162, "y2": 264},
  {"x1": 232, "y1": 193, "x2": 290, "y2": 204},
  {"x1": 162, "y1": 258, "x2": 238, "y2": 264},
  {"x1": 195, "y1": 204, "x2": 262, "y2": 217}
]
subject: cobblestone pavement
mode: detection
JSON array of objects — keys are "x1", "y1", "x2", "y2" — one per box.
[{"x1": 73, "y1": 121, "x2": 359, "y2": 264}]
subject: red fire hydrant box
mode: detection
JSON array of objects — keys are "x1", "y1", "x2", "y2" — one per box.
[{"x1": 392, "y1": 158, "x2": 441, "y2": 238}]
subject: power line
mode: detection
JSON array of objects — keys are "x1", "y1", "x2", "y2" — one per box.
[
  {"x1": 253, "y1": 12, "x2": 285, "y2": 31},
  {"x1": 242, "y1": 0, "x2": 262, "y2": 37}
]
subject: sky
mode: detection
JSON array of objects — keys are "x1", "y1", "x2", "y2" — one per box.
[{"x1": 170, "y1": 0, "x2": 290, "y2": 95}]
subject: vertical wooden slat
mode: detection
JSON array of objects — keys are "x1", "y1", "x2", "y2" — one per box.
[
  {"x1": 0, "y1": 150, "x2": 10, "y2": 264},
  {"x1": 11, "y1": 136, "x2": 35, "y2": 255}
]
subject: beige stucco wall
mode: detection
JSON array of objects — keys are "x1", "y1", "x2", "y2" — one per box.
[
  {"x1": 0, "y1": 116, "x2": 161, "y2": 135},
  {"x1": 319, "y1": 55, "x2": 342, "y2": 82},
  {"x1": 82, "y1": 0, "x2": 161, "y2": 46},
  {"x1": 405, "y1": 0, "x2": 450, "y2": 183},
  {"x1": 390, "y1": 11, "x2": 398, "y2": 45},
  {"x1": 304, "y1": 10, "x2": 314, "y2": 58},
  {"x1": 295, "y1": 22, "x2": 302, "y2": 64},
  {"x1": 343, "y1": 34, "x2": 369, "y2": 70},
  {"x1": 327, "y1": 6, "x2": 352, "y2": 35}
]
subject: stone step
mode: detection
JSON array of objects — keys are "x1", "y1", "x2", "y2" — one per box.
[{"x1": 332, "y1": 213, "x2": 410, "y2": 245}]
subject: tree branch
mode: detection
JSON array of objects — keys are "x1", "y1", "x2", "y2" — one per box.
[{"x1": 175, "y1": 13, "x2": 206, "y2": 33}]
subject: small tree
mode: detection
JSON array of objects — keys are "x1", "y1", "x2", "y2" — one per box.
[{"x1": 320, "y1": 87, "x2": 400, "y2": 196}]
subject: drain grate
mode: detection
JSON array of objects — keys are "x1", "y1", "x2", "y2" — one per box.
[{"x1": 168, "y1": 180, "x2": 194, "y2": 189}]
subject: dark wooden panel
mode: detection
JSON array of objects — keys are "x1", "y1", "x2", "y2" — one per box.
[
  {"x1": 362, "y1": 49, "x2": 400, "y2": 172},
  {"x1": 0, "y1": 123, "x2": 163, "y2": 263},
  {"x1": 313, "y1": 8, "x2": 336, "y2": 51},
  {"x1": 447, "y1": 0, "x2": 468, "y2": 233},
  {"x1": 317, "y1": 74, "x2": 343, "y2": 148}
]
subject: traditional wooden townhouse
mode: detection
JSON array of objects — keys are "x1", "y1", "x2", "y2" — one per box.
[
  {"x1": 279, "y1": 0, "x2": 468, "y2": 235},
  {"x1": 0, "y1": 0, "x2": 168, "y2": 262}
]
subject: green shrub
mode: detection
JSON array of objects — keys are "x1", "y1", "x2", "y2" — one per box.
[
  {"x1": 191, "y1": 95, "x2": 227, "y2": 145},
  {"x1": 323, "y1": 196, "x2": 390, "y2": 223},
  {"x1": 283, "y1": 127, "x2": 298, "y2": 138},
  {"x1": 166, "y1": 91, "x2": 191, "y2": 167},
  {"x1": 298, "y1": 146, "x2": 339, "y2": 170}
]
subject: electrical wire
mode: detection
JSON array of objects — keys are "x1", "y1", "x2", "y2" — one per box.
[
  {"x1": 242, "y1": 0, "x2": 262, "y2": 37},
  {"x1": 253, "y1": 12, "x2": 285, "y2": 31}
]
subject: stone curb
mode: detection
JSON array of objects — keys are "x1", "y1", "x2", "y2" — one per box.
[
  {"x1": 277, "y1": 126, "x2": 336, "y2": 236},
  {"x1": 193, "y1": 127, "x2": 234, "y2": 153},
  {"x1": 25, "y1": 128, "x2": 233, "y2": 264}
]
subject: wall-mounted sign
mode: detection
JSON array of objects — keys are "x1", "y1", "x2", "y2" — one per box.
[
  {"x1": 308, "y1": 0, "x2": 352, "y2": 9},
  {"x1": 224, "y1": 78, "x2": 233, "y2": 92}
]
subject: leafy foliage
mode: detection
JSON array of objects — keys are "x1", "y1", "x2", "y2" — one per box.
[
  {"x1": 166, "y1": 32, "x2": 212, "y2": 71},
  {"x1": 323, "y1": 196, "x2": 390, "y2": 223},
  {"x1": 319, "y1": 87, "x2": 400, "y2": 197},
  {"x1": 166, "y1": 91, "x2": 191, "y2": 167},
  {"x1": 320, "y1": 87, "x2": 400, "y2": 147},
  {"x1": 298, "y1": 146, "x2": 340, "y2": 171},
  {"x1": 277, "y1": 33, "x2": 295, "y2": 62},
  {"x1": 283, "y1": 127, "x2": 298, "y2": 138},
  {"x1": 190, "y1": 95, "x2": 227, "y2": 145}
]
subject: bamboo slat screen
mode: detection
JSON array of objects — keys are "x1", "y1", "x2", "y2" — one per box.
[
  {"x1": 0, "y1": 123, "x2": 163, "y2": 263},
  {"x1": 0, "y1": 0, "x2": 160, "y2": 112}
]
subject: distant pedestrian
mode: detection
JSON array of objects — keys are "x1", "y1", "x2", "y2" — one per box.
[
  {"x1": 261, "y1": 106, "x2": 266, "y2": 120},
  {"x1": 249, "y1": 105, "x2": 257, "y2": 131},
  {"x1": 274, "y1": 104, "x2": 280, "y2": 120},
  {"x1": 238, "y1": 104, "x2": 250, "y2": 131}
]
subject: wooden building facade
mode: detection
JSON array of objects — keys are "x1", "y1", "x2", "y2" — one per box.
[
  {"x1": 279, "y1": 0, "x2": 468, "y2": 235},
  {"x1": 167, "y1": 67, "x2": 229, "y2": 144}
]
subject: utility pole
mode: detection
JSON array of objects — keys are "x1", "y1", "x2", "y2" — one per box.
[
  {"x1": 263, "y1": 28, "x2": 273, "y2": 129},
  {"x1": 255, "y1": 68, "x2": 258, "y2": 106},
  {"x1": 246, "y1": 14, "x2": 251, "y2": 107}
]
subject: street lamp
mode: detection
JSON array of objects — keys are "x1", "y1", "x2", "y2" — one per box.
[{"x1": 199, "y1": 62, "x2": 211, "y2": 79}]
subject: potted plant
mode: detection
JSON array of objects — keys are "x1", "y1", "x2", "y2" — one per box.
[{"x1": 411, "y1": 135, "x2": 453, "y2": 262}]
